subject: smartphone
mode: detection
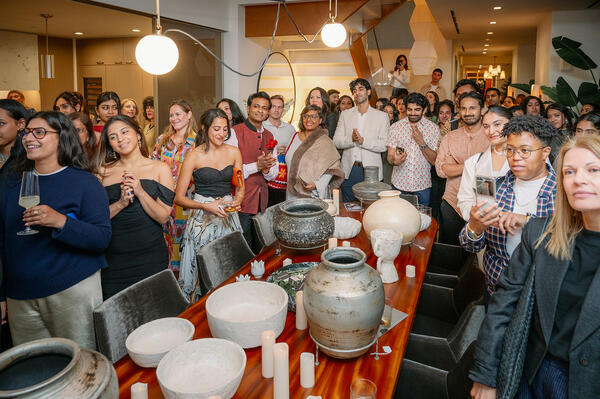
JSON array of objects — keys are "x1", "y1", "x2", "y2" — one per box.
[
  {"x1": 475, "y1": 176, "x2": 497, "y2": 211},
  {"x1": 450, "y1": 118, "x2": 460, "y2": 131},
  {"x1": 396, "y1": 147, "x2": 404, "y2": 155}
]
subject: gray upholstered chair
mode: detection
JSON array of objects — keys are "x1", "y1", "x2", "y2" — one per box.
[
  {"x1": 394, "y1": 341, "x2": 476, "y2": 399},
  {"x1": 196, "y1": 230, "x2": 255, "y2": 293},
  {"x1": 424, "y1": 243, "x2": 476, "y2": 288},
  {"x1": 252, "y1": 204, "x2": 280, "y2": 252},
  {"x1": 399, "y1": 193, "x2": 419, "y2": 206},
  {"x1": 93, "y1": 269, "x2": 189, "y2": 363}
]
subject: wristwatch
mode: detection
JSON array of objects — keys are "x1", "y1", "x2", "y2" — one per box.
[{"x1": 466, "y1": 223, "x2": 483, "y2": 240}]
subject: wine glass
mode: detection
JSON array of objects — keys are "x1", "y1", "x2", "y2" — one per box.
[
  {"x1": 350, "y1": 378, "x2": 377, "y2": 399},
  {"x1": 17, "y1": 171, "x2": 40, "y2": 236}
]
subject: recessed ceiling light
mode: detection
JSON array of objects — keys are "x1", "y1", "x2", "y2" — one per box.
[
  {"x1": 74, "y1": 32, "x2": 83, "y2": 35},
  {"x1": 487, "y1": 32, "x2": 494, "y2": 35},
  {"x1": 131, "y1": 28, "x2": 141, "y2": 33},
  {"x1": 485, "y1": 44, "x2": 490, "y2": 47},
  {"x1": 490, "y1": 21, "x2": 497, "y2": 25},
  {"x1": 493, "y1": 6, "x2": 502, "y2": 10},
  {"x1": 486, "y1": 38, "x2": 491, "y2": 41},
  {"x1": 483, "y1": 52, "x2": 487, "y2": 54}
]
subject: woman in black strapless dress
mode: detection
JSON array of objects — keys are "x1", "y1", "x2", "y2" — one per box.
[
  {"x1": 94, "y1": 115, "x2": 174, "y2": 299},
  {"x1": 175, "y1": 109, "x2": 244, "y2": 302}
]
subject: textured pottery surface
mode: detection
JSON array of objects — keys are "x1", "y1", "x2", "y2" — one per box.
[
  {"x1": 0, "y1": 338, "x2": 117, "y2": 398},
  {"x1": 157, "y1": 338, "x2": 246, "y2": 399},
  {"x1": 303, "y1": 247, "x2": 385, "y2": 359},
  {"x1": 351, "y1": 166, "x2": 392, "y2": 206},
  {"x1": 362, "y1": 190, "x2": 421, "y2": 244},
  {"x1": 206, "y1": 281, "x2": 288, "y2": 348},
  {"x1": 273, "y1": 198, "x2": 335, "y2": 249},
  {"x1": 125, "y1": 317, "x2": 195, "y2": 368},
  {"x1": 322, "y1": 199, "x2": 337, "y2": 216},
  {"x1": 371, "y1": 229, "x2": 402, "y2": 284},
  {"x1": 333, "y1": 216, "x2": 362, "y2": 239}
]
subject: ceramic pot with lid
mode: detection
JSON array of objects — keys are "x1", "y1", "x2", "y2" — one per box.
[
  {"x1": 0, "y1": 338, "x2": 118, "y2": 398},
  {"x1": 303, "y1": 247, "x2": 385, "y2": 359},
  {"x1": 273, "y1": 198, "x2": 335, "y2": 250},
  {"x1": 362, "y1": 190, "x2": 421, "y2": 245},
  {"x1": 351, "y1": 166, "x2": 392, "y2": 206}
]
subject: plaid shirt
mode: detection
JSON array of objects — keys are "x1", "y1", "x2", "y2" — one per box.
[{"x1": 459, "y1": 163, "x2": 556, "y2": 294}]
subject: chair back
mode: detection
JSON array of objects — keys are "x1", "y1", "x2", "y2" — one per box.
[
  {"x1": 252, "y1": 204, "x2": 280, "y2": 251},
  {"x1": 93, "y1": 269, "x2": 189, "y2": 363},
  {"x1": 447, "y1": 302, "x2": 485, "y2": 362},
  {"x1": 196, "y1": 230, "x2": 255, "y2": 293},
  {"x1": 446, "y1": 342, "x2": 477, "y2": 399}
]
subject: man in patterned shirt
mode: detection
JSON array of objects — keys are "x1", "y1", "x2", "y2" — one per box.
[{"x1": 387, "y1": 92, "x2": 440, "y2": 206}]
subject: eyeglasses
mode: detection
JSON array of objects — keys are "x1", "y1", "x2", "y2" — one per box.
[
  {"x1": 20, "y1": 127, "x2": 58, "y2": 139},
  {"x1": 505, "y1": 146, "x2": 545, "y2": 159},
  {"x1": 302, "y1": 114, "x2": 320, "y2": 120}
]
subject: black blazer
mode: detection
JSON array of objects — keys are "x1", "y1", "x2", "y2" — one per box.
[{"x1": 469, "y1": 217, "x2": 600, "y2": 397}]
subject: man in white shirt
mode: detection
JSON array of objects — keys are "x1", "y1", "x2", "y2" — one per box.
[
  {"x1": 420, "y1": 68, "x2": 447, "y2": 101},
  {"x1": 334, "y1": 78, "x2": 390, "y2": 202},
  {"x1": 262, "y1": 94, "x2": 296, "y2": 206}
]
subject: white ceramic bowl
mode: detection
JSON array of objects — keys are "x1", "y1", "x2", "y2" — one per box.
[
  {"x1": 157, "y1": 338, "x2": 246, "y2": 399},
  {"x1": 125, "y1": 317, "x2": 195, "y2": 368},
  {"x1": 333, "y1": 216, "x2": 362, "y2": 239},
  {"x1": 206, "y1": 281, "x2": 288, "y2": 348}
]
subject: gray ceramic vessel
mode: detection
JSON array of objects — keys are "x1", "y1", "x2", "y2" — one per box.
[
  {"x1": 273, "y1": 198, "x2": 334, "y2": 250},
  {"x1": 352, "y1": 166, "x2": 392, "y2": 206}
]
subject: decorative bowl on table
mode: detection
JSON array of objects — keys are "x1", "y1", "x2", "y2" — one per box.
[
  {"x1": 273, "y1": 198, "x2": 334, "y2": 250},
  {"x1": 333, "y1": 216, "x2": 362, "y2": 239},
  {"x1": 125, "y1": 317, "x2": 195, "y2": 368},
  {"x1": 156, "y1": 338, "x2": 246, "y2": 399},
  {"x1": 266, "y1": 262, "x2": 319, "y2": 311},
  {"x1": 206, "y1": 281, "x2": 288, "y2": 348}
]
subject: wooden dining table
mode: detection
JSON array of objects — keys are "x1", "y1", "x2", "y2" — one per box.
[{"x1": 115, "y1": 206, "x2": 438, "y2": 398}]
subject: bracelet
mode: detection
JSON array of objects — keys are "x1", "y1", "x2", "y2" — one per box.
[{"x1": 466, "y1": 223, "x2": 483, "y2": 240}]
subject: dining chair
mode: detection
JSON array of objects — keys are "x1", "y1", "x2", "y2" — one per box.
[
  {"x1": 424, "y1": 243, "x2": 476, "y2": 288},
  {"x1": 399, "y1": 193, "x2": 419, "y2": 206},
  {"x1": 196, "y1": 230, "x2": 255, "y2": 294},
  {"x1": 252, "y1": 204, "x2": 280, "y2": 252},
  {"x1": 93, "y1": 269, "x2": 190, "y2": 363}
]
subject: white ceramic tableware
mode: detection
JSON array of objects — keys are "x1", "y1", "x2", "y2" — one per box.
[
  {"x1": 371, "y1": 229, "x2": 403, "y2": 284},
  {"x1": 333, "y1": 217, "x2": 362, "y2": 239}
]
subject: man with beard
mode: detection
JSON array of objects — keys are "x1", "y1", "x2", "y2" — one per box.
[
  {"x1": 387, "y1": 92, "x2": 440, "y2": 206},
  {"x1": 334, "y1": 78, "x2": 389, "y2": 202},
  {"x1": 435, "y1": 92, "x2": 489, "y2": 245}
]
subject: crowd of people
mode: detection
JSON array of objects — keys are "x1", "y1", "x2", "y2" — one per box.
[{"x1": 1, "y1": 63, "x2": 600, "y2": 396}]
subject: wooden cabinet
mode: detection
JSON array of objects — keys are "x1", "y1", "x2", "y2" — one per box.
[{"x1": 77, "y1": 38, "x2": 142, "y2": 66}]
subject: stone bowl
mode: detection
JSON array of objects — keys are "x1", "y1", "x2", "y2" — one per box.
[
  {"x1": 273, "y1": 198, "x2": 334, "y2": 250},
  {"x1": 206, "y1": 281, "x2": 288, "y2": 348},
  {"x1": 156, "y1": 338, "x2": 246, "y2": 399},
  {"x1": 333, "y1": 216, "x2": 362, "y2": 239},
  {"x1": 125, "y1": 317, "x2": 195, "y2": 368}
]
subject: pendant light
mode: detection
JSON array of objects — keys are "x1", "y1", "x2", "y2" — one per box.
[
  {"x1": 321, "y1": 0, "x2": 347, "y2": 48},
  {"x1": 40, "y1": 14, "x2": 55, "y2": 79},
  {"x1": 135, "y1": 0, "x2": 179, "y2": 75}
]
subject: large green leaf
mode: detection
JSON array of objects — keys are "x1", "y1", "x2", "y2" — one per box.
[
  {"x1": 541, "y1": 86, "x2": 558, "y2": 102},
  {"x1": 556, "y1": 77, "x2": 578, "y2": 107},
  {"x1": 552, "y1": 36, "x2": 598, "y2": 71},
  {"x1": 578, "y1": 82, "x2": 600, "y2": 105},
  {"x1": 510, "y1": 83, "x2": 531, "y2": 94}
]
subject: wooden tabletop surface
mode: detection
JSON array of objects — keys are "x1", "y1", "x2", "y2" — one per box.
[{"x1": 115, "y1": 207, "x2": 437, "y2": 398}]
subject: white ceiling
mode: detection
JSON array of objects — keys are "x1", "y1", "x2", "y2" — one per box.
[{"x1": 0, "y1": 0, "x2": 152, "y2": 39}]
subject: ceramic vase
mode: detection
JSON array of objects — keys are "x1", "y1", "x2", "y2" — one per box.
[
  {"x1": 273, "y1": 198, "x2": 334, "y2": 250},
  {"x1": 362, "y1": 190, "x2": 421, "y2": 245},
  {"x1": 371, "y1": 229, "x2": 403, "y2": 283},
  {"x1": 351, "y1": 166, "x2": 392, "y2": 207}
]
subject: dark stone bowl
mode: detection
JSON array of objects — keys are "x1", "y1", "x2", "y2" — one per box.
[{"x1": 273, "y1": 198, "x2": 334, "y2": 250}]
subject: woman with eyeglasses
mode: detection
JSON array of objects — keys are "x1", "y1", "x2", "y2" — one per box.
[
  {"x1": 285, "y1": 105, "x2": 344, "y2": 200},
  {"x1": 93, "y1": 91, "x2": 120, "y2": 142},
  {"x1": 0, "y1": 111, "x2": 111, "y2": 349},
  {"x1": 459, "y1": 115, "x2": 557, "y2": 299}
]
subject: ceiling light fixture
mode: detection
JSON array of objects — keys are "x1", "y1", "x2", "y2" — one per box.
[
  {"x1": 493, "y1": 6, "x2": 502, "y2": 10},
  {"x1": 74, "y1": 32, "x2": 83, "y2": 35},
  {"x1": 40, "y1": 14, "x2": 54, "y2": 79},
  {"x1": 321, "y1": 0, "x2": 347, "y2": 48},
  {"x1": 487, "y1": 32, "x2": 494, "y2": 35},
  {"x1": 131, "y1": 28, "x2": 141, "y2": 33},
  {"x1": 490, "y1": 21, "x2": 497, "y2": 24},
  {"x1": 484, "y1": 44, "x2": 489, "y2": 47}
]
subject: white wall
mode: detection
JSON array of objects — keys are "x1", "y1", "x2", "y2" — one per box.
[
  {"x1": 535, "y1": 13, "x2": 552, "y2": 86},
  {"x1": 549, "y1": 9, "x2": 600, "y2": 97},
  {"x1": 0, "y1": 31, "x2": 40, "y2": 91},
  {"x1": 513, "y1": 44, "x2": 536, "y2": 84}
]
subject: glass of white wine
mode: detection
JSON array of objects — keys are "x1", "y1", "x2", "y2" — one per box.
[{"x1": 17, "y1": 171, "x2": 40, "y2": 236}]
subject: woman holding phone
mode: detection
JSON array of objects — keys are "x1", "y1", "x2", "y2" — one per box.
[{"x1": 390, "y1": 55, "x2": 411, "y2": 97}]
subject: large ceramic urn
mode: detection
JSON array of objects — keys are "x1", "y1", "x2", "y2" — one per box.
[
  {"x1": 273, "y1": 198, "x2": 335, "y2": 250},
  {"x1": 303, "y1": 247, "x2": 385, "y2": 359},
  {"x1": 351, "y1": 166, "x2": 392, "y2": 206},
  {"x1": 362, "y1": 190, "x2": 421, "y2": 245},
  {"x1": 0, "y1": 338, "x2": 118, "y2": 398}
]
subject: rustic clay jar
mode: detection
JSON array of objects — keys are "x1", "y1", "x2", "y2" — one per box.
[
  {"x1": 351, "y1": 166, "x2": 392, "y2": 206},
  {"x1": 273, "y1": 198, "x2": 335, "y2": 250},
  {"x1": 0, "y1": 338, "x2": 118, "y2": 398},
  {"x1": 303, "y1": 247, "x2": 385, "y2": 359},
  {"x1": 362, "y1": 190, "x2": 421, "y2": 244}
]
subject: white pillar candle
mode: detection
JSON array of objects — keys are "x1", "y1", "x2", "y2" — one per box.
[
  {"x1": 332, "y1": 189, "x2": 340, "y2": 215},
  {"x1": 296, "y1": 291, "x2": 307, "y2": 330},
  {"x1": 406, "y1": 264, "x2": 416, "y2": 278},
  {"x1": 207, "y1": 396, "x2": 222, "y2": 399},
  {"x1": 300, "y1": 352, "x2": 315, "y2": 388},
  {"x1": 328, "y1": 237, "x2": 338, "y2": 248},
  {"x1": 273, "y1": 343, "x2": 289, "y2": 399},
  {"x1": 342, "y1": 241, "x2": 351, "y2": 247},
  {"x1": 131, "y1": 382, "x2": 148, "y2": 399},
  {"x1": 261, "y1": 330, "x2": 276, "y2": 378},
  {"x1": 283, "y1": 258, "x2": 293, "y2": 266}
]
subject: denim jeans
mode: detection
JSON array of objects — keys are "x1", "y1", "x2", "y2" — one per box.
[
  {"x1": 400, "y1": 188, "x2": 431, "y2": 206},
  {"x1": 516, "y1": 354, "x2": 568, "y2": 399},
  {"x1": 341, "y1": 164, "x2": 365, "y2": 202}
]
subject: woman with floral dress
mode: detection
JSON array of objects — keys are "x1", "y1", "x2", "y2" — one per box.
[{"x1": 152, "y1": 99, "x2": 197, "y2": 271}]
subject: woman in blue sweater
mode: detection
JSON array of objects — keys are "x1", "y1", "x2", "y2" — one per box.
[{"x1": 0, "y1": 111, "x2": 111, "y2": 350}]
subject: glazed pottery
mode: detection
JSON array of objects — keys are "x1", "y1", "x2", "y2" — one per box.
[
  {"x1": 273, "y1": 198, "x2": 334, "y2": 250},
  {"x1": 303, "y1": 247, "x2": 385, "y2": 359},
  {"x1": 157, "y1": 338, "x2": 246, "y2": 399},
  {"x1": 0, "y1": 338, "x2": 117, "y2": 398},
  {"x1": 371, "y1": 229, "x2": 403, "y2": 283},
  {"x1": 351, "y1": 166, "x2": 392, "y2": 206},
  {"x1": 125, "y1": 317, "x2": 195, "y2": 368},
  {"x1": 362, "y1": 190, "x2": 421, "y2": 244},
  {"x1": 206, "y1": 281, "x2": 288, "y2": 348}
]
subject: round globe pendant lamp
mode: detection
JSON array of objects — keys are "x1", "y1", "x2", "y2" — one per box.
[{"x1": 321, "y1": 0, "x2": 347, "y2": 48}]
